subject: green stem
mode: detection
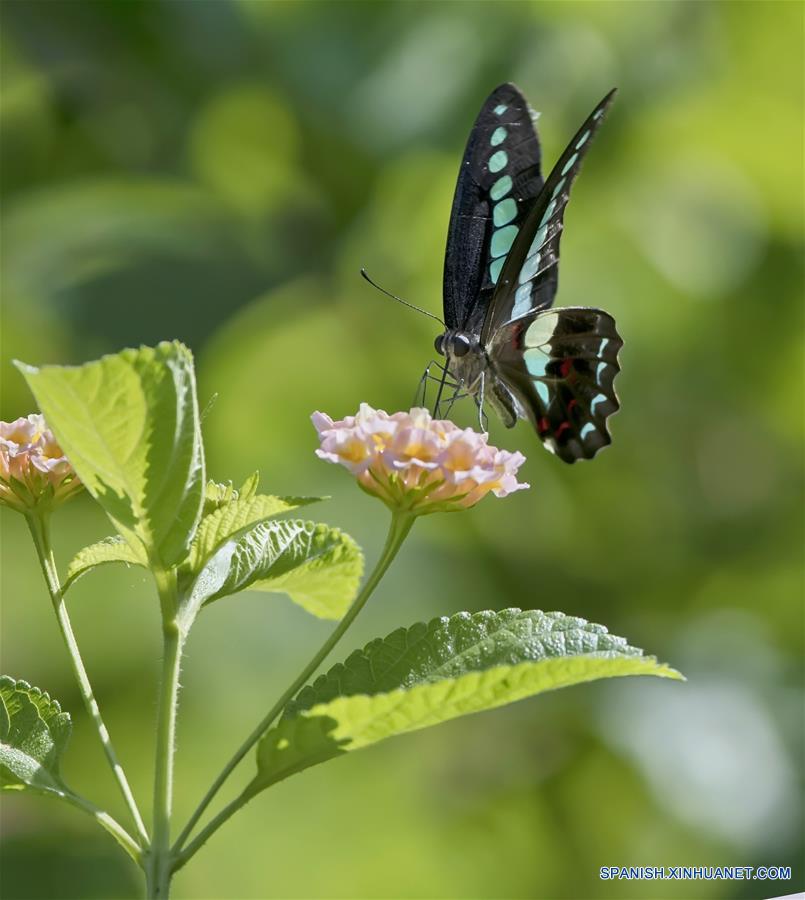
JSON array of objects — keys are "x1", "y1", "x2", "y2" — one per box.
[
  {"x1": 172, "y1": 510, "x2": 416, "y2": 866},
  {"x1": 146, "y1": 567, "x2": 183, "y2": 899},
  {"x1": 25, "y1": 513, "x2": 149, "y2": 846},
  {"x1": 61, "y1": 790, "x2": 142, "y2": 864}
]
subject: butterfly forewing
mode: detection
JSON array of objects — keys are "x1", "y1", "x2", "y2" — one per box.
[
  {"x1": 480, "y1": 89, "x2": 617, "y2": 343},
  {"x1": 443, "y1": 83, "x2": 545, "y2": 334},
  {"x1": 490, "y1": 307, "x2": 623, "y2": 463}
]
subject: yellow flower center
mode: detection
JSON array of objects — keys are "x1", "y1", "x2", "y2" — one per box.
[{"x1": 341, "y1": 436, "x2": 371, "y2": 463}]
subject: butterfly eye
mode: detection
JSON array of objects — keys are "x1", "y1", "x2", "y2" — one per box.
[
  {"x1": 453, "y1": 334, "x2": 471, "y2": 357},
  {"x1": 434, "y1": 334, "x2": 445, "y2": 356}
]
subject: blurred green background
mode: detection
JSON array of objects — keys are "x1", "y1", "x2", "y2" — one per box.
[{"x1": 1, "y1": 2, "x2": 803, "y2": 898}]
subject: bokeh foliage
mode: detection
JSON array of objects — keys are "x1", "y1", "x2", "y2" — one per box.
[{"x1": 1, "y1": 1, "x2": 802, "y2": 898}]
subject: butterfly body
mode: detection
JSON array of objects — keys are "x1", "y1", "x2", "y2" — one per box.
[
  {"x1": 434, "y1": 329, "x2": 521, "y2": 429},
  {"x1": 432, "y1": 83, "x2": 623, "y2": 464}
]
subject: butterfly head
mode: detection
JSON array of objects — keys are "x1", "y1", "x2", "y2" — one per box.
[
  {"x1": 432, "y1": 330, "x2": 487, "y2": 418},
  {"x1": 434, "y1": 330, "x2": 479, "y2": 360}
]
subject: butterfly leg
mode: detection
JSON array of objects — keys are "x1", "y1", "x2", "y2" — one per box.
[
  {"x1": 432, "y1": 360, "x2": 461, "y2": 418},
  {"x1": 442, "y1": 385, "x2": 462, "y2": 418},
  {"x1": 414, "y1": 366, "x2": 429, "y2": 407},
  {"x1": 432, "y1": 365, "x2": 449, "y2": 417},
  {"x1": 416, "y1": 360, "x2": 458, "y2": 410},
  {"x1": 475, "y1": 371, "x2": 489, "y2": 432},
  {"x1": 415, "y1": 360, "x2": 438, "y2": 407},
  {"x1": 441, "y1": 370, "x2": 488, "y2": 422},
  {"x1": 442, "y1": 373, "x2": 481, "y2": 419}
]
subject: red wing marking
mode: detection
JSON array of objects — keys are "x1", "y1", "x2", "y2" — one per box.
[{"x1": 555, "y1": 421, "x2": 570, "y2": 438}]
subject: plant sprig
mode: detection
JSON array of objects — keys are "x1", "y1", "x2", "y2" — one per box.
[{"x1": 0, "y1": 342, "x2": 682, "y2": 898}]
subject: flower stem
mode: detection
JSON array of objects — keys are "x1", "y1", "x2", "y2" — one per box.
[
  {"x1": 25, "y1": 513, "x2": 149, "y2": 846},
  {"x1": 172, "y1": 510, "x2": 416, "y2": 864},
  {"x1": 146, "y1": 568, "x2": 183, "y2": 899},
  {"x1": 61, "y1": 790, "x2": 142, "y2": 864}
]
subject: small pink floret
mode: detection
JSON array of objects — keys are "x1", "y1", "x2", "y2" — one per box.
[
  {"x1": 0, "y1": 414, "x2": 81, "y2": 511},
  {"x1": 311, "y1": 404, "x2": 528, "y2": 514}
]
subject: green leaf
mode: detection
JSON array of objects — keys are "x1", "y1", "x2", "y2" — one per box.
[
  {"x1": 202, "y1": 479, "x2": 239, "y2": 515},
  {"x1": 253, "y1": 610, "x2": 682, "y2": 792},
  {"x1": 16, "y1": 342, "x2": 205, "y2": 567},
  {"x1": 64, "y1": 536, "x2": 147, "y2": 592},
  {"x1": 179, "y1": 519, "x2": 363, "y2": 629},
  {"x1": 237, "y1": 472, "x2": 260, "y2": 502},
  {"x1": 0, "y1": 676, "x2": 71, "y2": 796},
  {"x1": 201, "y1": 474, "x2": 262, "y2": 515},
  {"x1": 185, "y1": 486, "x2": 322, "y2": 574}
]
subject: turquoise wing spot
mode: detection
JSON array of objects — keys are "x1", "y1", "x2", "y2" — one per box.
[
  {"x1": 593, "y1": 108, "x2": 604, "y2": 120},
  {"x1": 490, "y1": 224, "x2": 518, "y2": 257},
  {"x1": 493, "y1": 198, "x2": 517, "y2": 227},
  {"x1": 494, "y1": 104, "x2": 507, "y2": 116},
  {"x1": 489, "y1": 150, "x2": 508, "y2": 173},
  {"x1": 519, "y1": 252, "x2": 541, "y2": 284},
  {"x1": 561, "y1": 153, "x2": 578, "y2": 176},
  {"x1": 524, "y1": 350, "x2": 548, "y2": 378},
  {"x1": 511, "y1": 283, "x2": 533, "y2": 319},
  {"x1": 528, "y1": 225, "x2": 548, "y2": 256},
  {"x1": 580, "y1": 422, "x2": 596, "y2": 440},
  {"x1": 489, "y1": 257, "x2": 505, "y2": 284},
  {"x1": 596, "y1": 361, "x2": 608, "y2": 379},
  {"x1": 591, "y1": 394, "x2": 608, "y2": 414},
  {"x1": 490, "y1": 175, "x2": 513, "y2": 201},
  {"x1": 539, "y1": 200, "x2": 557, "y2": 227},
  {"x1": 575, "y1": 130, "x2": 590, "y2": 150},
  {"x1": 551, "y1": 177, "x2": 566, "y2": 199},
  {"x1": 533, "y1": 379, "x2": 550, "y2": 405},
  {"x1": 600, "y1": 338, "x2": 612, "y2": 357},
  {"x1": 490, "y1": 126, "x2": 507, "y2": 146}
]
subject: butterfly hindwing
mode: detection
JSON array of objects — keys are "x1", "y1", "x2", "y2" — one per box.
[
  {"x1": 490, "y1": 307, "x2": 623, "y2": 463},
  {"x1": 481, "y1": 89, "x2": 617, "y2": 344},
  {"x1": 443, "y1": 83, "x2": 545, "y2": 334}
]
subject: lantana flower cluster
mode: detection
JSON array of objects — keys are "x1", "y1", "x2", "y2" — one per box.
[
  {"x1": 312, "y1": 404, "x2": 528, "y2": 515},
  {"x1": 0, "y1": 414, "x2": 82, "y2": 513}
]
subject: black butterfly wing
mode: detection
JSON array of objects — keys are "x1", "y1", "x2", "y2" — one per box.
[
  {"x1": 443, "y1": 83, "x2": 545, "y2": 333},
  {"x1": 489, "y1": 307, "x2": 622, "y2": 463},
  {"x1": 480, "y1": 89, "x2": 617, "y2": 344}
]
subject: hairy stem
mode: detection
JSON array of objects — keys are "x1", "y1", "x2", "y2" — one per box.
[
  {"x1": 25, "y1": 513, "x2": 149, "y2": 846},
  {"x1": 146, "y1": 567, "x2": 183, "y2": 899},
  {"x1": 172, "y1": 510, "x2": 416, "y2": 864}
]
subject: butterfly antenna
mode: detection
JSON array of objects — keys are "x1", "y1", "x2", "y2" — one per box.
[{"x1": 360, "y1": 268, "x2": 444, "y2": 325}]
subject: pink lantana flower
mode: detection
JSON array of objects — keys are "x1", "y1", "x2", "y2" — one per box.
[
  {"x1": 312, "y1": 404, "x2": 528, "y2": 515},
  {"x1": 0, "y1": 414, "x2": 82, "y2": 513}
]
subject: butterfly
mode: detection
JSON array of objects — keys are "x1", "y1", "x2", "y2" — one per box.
[{"x1": 429, "y1": 83, "x2": 623, "y2": 463}]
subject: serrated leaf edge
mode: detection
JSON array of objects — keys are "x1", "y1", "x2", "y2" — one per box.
[
  {"x1": 184, "y1": 496, "x2": 326, "y2": 577},
  {"x1": 287, "y1": 608, "x2": 667, "y2": 716},
  {"x1": 63, "y1": 536, "x2": 148, "y2": 592},
  {"x1": 0, "y1": 676, "x2": 67, "y2": 719},
  {"x1": 289, "y1": 651, "x2": 683, "y2": 729}
]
